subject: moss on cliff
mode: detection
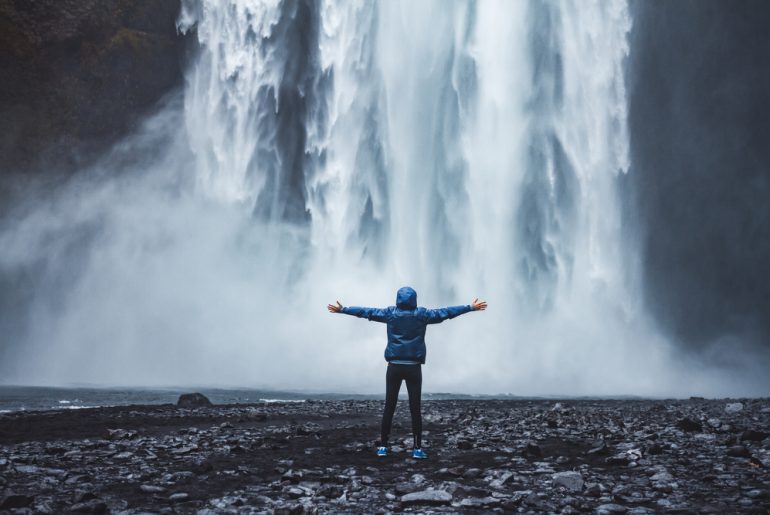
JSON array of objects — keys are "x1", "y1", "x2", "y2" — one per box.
[
  {"x1": 0, "y1": 0, "x2": 187, "y2": 173},
  {"x1": 109, "y1": 27, "x2": 155, "y2": 53},
  {"x1": 0, "y1": 16, "x2": 36, "y2": 60}
]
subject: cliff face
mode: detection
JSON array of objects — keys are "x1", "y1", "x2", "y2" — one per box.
[
  {"x1": 626, "y1": 0, "x2": 770, "y2": 348},
  {"x1": 0, "y1": 0, "x2": 186, "y2": 173}
]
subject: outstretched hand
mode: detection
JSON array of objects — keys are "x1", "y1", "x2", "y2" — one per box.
[
  {"x1": 327, "y1": 300, "x2": 343, "y2": 313},
  {"x1": 471, "y1": 298, "x2": 488, "y2": 311}
]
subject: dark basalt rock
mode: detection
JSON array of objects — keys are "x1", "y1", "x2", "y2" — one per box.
[
  {"x1": 606, "y1": 452, "x2": 632, "y2": 466},
  {"x1": 72, "y1": 491, "x2": 98, "y2": 503},
  {"x1": 645, "y1": 442, "x2": 665, "y2": 455},
  {"x1": 0, "y1": 493, "x2": 35, "y2": 509},
  {"x1": 457, "y1": 438, "x2": 475, "y2": 450},
  {"x1": 68, "y1": 499, "x2": 107, "y2": 514},
  {"x1": 726, "y1": 445, "x2": 752, "y2": 458},
  {"x1": 176, "y1": 392, "x2": 212, "y2": 407},
  {"x1": 523, "y1": 441, "x2": 543, "y2": 458},
  {"x1": 740, "y1": 429, "x2": 768, "y2": 442},
  {"x1": 676, "y1": 417, "x2": 703, "y2": 432}
]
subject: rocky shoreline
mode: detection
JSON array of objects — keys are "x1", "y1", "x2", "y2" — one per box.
[{"x1": 0, "y1": 398, "x2": 769, "y2": 513}]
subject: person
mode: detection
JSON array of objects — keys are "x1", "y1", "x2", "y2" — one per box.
[{"x1": 328, "y1": 286, "x2": 487, "y2": 459}]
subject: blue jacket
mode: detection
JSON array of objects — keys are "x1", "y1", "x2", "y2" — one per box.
[{"x1": 341, "y1": 286, "x2": 472, "y2": 364}]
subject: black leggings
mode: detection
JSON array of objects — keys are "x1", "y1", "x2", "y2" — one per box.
[{"x1": 381, "y1": 363, "x2": 422, "y2": 448}]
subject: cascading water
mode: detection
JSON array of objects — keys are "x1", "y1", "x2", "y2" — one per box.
[
  {"x1": 1, "y1": 0, "x2": 765, "y2": 395},
  {"x1": 173, "y1": 0, "x2": 647, "y2": 393}
]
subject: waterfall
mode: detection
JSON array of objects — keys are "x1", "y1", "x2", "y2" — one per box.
[
  {"x1": 2, "y1": 0, "x2": 765, "y2": 395},
  {"x1": 171, "y1": 0, "x2": 647, "y2": 392},
  {"x1": 177, "y1": 0, "x2": 632, "y2": 302}
]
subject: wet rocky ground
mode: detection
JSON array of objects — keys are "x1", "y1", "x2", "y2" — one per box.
[{"x1": 0, "y1": 398, "x2": 769, "y2": 513}]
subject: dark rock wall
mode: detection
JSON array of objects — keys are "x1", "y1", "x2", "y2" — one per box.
[
  {"x1": 626, "y1": 0, "x2": 770, "y2": 348},
  {"x1": 0, "y1": 0, "x2": 186, "y2": 173}
]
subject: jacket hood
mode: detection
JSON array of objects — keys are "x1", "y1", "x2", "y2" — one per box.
[{"x1": 396, "y1": 286, "x2": 417, "y2": 309}]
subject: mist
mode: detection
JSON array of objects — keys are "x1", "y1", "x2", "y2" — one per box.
[{"x1": 1, "y1": 0, "x2": 768, "y2": 397}]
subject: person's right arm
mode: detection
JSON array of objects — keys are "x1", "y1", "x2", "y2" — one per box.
[{"x1": 328, "y1": 301, "x2": 389, "y2": 323}]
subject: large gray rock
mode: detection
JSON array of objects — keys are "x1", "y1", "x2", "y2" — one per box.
[
  {"x1": 400, "y1": 490, "x2": 452, "y2": 505},
  {"x1": 176, "y1": 392, "x2": 212, "y2": 408},
  {"x1": 552, "y1": 471, "x2": 584, "y2": 492}
]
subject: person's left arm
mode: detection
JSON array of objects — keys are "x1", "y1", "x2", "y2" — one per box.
[{"x1": 424, "y1": 298, "x2": 487, "y2": 324}]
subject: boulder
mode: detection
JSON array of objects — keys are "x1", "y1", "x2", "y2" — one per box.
[
  {"x1": 725, "y1": 402, "x2": 744, "y2": 413},
  {"x1": 176, "y1": 393, "x2": 212, "y2": 408}
]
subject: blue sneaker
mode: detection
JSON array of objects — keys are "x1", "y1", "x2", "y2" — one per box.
[
  {"x1": 376, "y1": 446, "x2": 388, "y2": 457},
  {"x1": 412, "y1": 448, "x2": 428, "y2": 459}
]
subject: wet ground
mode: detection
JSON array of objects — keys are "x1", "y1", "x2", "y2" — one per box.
[{"x1": 0, "y1": 398, "x2": 769, "y2": 513}]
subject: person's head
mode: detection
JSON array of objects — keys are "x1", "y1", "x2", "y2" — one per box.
[{"x1": 396, "y1": 286, "x2": 417, "y2": 310}]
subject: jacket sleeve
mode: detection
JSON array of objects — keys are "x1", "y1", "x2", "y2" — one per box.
[
  {"x1": 340, "y1": 306, "x2": 390, "y2": 323},
  {"x1": 423, "y1": 305, "x2": 473, "y2": 324}
]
